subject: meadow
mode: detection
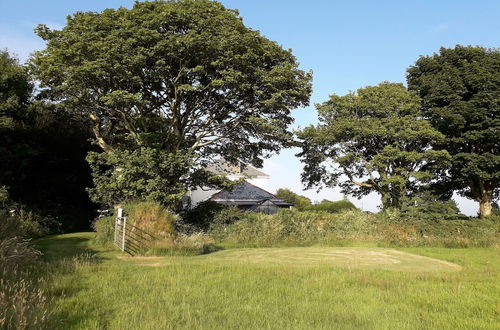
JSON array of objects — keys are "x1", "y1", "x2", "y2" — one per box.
[{"x1": 36, "y1": 232, "x2": 500, "y2": 330}]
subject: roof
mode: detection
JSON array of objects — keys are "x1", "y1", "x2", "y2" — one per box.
[
  {"x1": 207, "y1": 159, "x2": 269, "y2": 177},
  {"x1": 209, "y1": 181, "x2": 292, "y2": 206}
]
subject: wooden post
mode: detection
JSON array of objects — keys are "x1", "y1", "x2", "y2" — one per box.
[{"x1": 122, "y1": 217, "x2": 126, "y2": 252}]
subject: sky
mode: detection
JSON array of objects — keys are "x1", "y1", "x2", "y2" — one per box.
[{"x1": 1, "y1": 0, "x2": 499, "y2": 214}]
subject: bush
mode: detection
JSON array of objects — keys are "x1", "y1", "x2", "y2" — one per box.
[
  {"x1": 180, "y1": 200, "x2": 227, "y2": 231},
  {"x1": 275, "y1": 188, "x2": 312, "y2": 211},
  {"x1": 124, "y1": 201, "x2": 177, "y2": 239},
  {"x1": 92, "y1": 216, "x2": 115, "y2": 246},
  {"x1": 304, "y1": 200, "x2": 358, "y2": 213}
]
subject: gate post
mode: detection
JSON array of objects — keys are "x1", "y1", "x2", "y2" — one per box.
[{"x1": 122, "y1": 217, "x2": 126, "y2": 252}]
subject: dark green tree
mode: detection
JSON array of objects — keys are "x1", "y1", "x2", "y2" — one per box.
[
  {"x1": 0, "y1": 50, "x2": 97, "y2": 230},
  {"x1": 0, "y1": 50, "x2": 32, "y2": 128},
  {"x1": 32, "y1": 0, "x2": 312, "y2": 206},
  {"x1": 407, "y1": 45, "x2": 500, "y2": 217},
  {"x1": 275, "y1": 188, "x2": 312, "y2": 211},
  {"x1": 297, "y1": 82, "x2": 450, "y2": 210}
]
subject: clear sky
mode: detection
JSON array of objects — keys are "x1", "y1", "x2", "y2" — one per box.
[{"x1": 1, "y1": 0, "x2": 499, "y2": 214}]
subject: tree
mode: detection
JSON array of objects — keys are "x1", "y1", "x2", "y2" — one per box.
[
  {"x1": 297, "y1": 82, "x2": 450, "y2": 210},
  {"x1": 32, "y1": 0, "x2": 312, "y2": 206},
  {"x1": 407, "y1": 45, "x2": 500, "y2": 217},
  {"x1": 275, "y1": 188, "x2": 311, "y2": 211},
  {"x1": 0, "y1": 50, "x2": 97, "y2": 230},
  {"x1": 0, "y1": 50, "x2": 32, "y2": 128}
]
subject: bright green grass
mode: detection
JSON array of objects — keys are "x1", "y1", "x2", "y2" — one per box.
[{"x1": 37, "y1": 233, "x2": 500, "y2": 329}]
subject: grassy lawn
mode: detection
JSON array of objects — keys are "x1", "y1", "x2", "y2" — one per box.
[{"x1": 37, "y1": 233, "x2": 500, "y2": 329}]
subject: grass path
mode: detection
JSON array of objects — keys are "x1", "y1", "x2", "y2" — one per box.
[{"x1": 37, "y1": 233, "x2": 500, "y2": 329}]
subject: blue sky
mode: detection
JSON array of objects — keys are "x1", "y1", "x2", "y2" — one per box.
[{"x1": 1, "y1": 0, "x2": 499, "y2": 214}]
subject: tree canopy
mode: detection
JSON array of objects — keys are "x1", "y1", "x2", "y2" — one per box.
[
  {"x1": 0, "y1": 50, "x2": 96, "y2": 230},
  {"x1": 32, "y1": 0, "x2": 311, "y2": 207},
  {"x1": 0, "y1": 50, "x2": 32, "y2": 128},
  {"x1": 297, "y1": 82, "x2": 450, "y2": 210},
  {"x1": 32, "y1": 0, "x2": 311, "y2": 162},
  {"x1": 407, "y1": 45, "x2": 500, "y2": 217}
]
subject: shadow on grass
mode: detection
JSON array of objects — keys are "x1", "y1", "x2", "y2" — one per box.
[
  {"x1": 34, "y1": 233, "x2": 115, "y2": 329},
  {"x1": 36, "y1": 232, "x2": 107, "y2": 261}
]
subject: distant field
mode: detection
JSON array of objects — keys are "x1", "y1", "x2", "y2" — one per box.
[{"x1": 37, "y1": 233, "x2": 500, "y2": 329}]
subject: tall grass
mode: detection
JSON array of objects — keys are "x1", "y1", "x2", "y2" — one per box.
[
  {"x1": 93, "y1": 201, "x2": 215, "y2": 255},
  {"x1": 0, "y1": 213, "x2": 51, "y2": 329},
  {"x1": 210, "y1": 209, "x2": 500, "y2": 248}
]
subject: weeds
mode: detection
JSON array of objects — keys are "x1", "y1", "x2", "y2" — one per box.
[
  {"x1": 0, "y1": 211, "x2": 51, "y2": 329},
  {"x1": 210, "y1": 209, "x2": 500, "y2": 248}
]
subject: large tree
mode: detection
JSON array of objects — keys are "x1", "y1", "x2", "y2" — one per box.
[
  {"x1": 407, "y1": 46, "x2": 500, "y2": 217},
  {"x1": 32, "y1": 0, "x2": 311, "y2": 161},
  {"x1": 297, "y1": 82, "x2": 450, "y2": 210},
  {"x1": 0, "y1": 50, "x2": 96, "y2": 230},
  {"x1": 32, "y1": 0, "x2": 311, "y2": 207}
]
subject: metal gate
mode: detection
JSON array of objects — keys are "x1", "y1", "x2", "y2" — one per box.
[{"x1": 114, "y1": 208, "x2": 157, "y2": 255}]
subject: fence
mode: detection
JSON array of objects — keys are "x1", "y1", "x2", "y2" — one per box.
[{"x1": 114, "y1": 208, "x2": 157, "y2": 255}]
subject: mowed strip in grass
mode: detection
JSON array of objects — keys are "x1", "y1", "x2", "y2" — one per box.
[{"x1": 37, "y1": 233, "x2": 500, "y2": 330}]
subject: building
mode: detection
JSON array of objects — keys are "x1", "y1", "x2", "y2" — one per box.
[{"x1": 187, "y1": 160, "x2": 292, "y2": 214}]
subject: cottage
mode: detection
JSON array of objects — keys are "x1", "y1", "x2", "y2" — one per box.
[{"x1": 187, "y1": 160, "x2": 293, "y2": 214}]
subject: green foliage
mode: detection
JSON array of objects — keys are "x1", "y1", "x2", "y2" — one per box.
[
  {"x1": 179, "y1": 200, "x2": 227, "y2": 231},
  {"x1": 304, "y1": 199, "x2": 358, "y2": 213},
  {"x1": 400, "y1": 190, "x2": 463, "y2": 220},
  {"x1": 92, "y1": 216, "x2": 115, "y2": 247},
  {"x1": 92, "y1": 201, "x2": 217, "y2": 255},
  {"x1": 87, "y1": 149, "x2": 193, "y2": 209},
  {"x1": 407, "y1": 45, "x2": 500, "y2": 217},
  {"x1": 211, "y1": 209, "x2": 499, "y2": 248},
  {"x1": 0, "y1": 50, "x2": 32, "y2": 129},
  {"x1": 0, "y1": 188, "x2": 60, "y2": 238},
  {"x1": 148, "y1": 232, "x2": 217, "y2": 256},
  {"x1": 33, "y1": 0, "x2": 312, "y2": 207},
  {"x1": 297, "y1": 82, "x2": 450, "y2": 209},
  {"x1": 125, "y1": 201, "x2": 177, "y2": 239},
  {"x1": 275, "y1": 188, "x2": 312, "y2": 210},
  {"x1": 1, "y1": 50, "x2": 97, "y2": 231}
]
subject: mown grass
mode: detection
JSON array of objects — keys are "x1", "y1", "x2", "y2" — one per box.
[{"x1": 36, "y1": 232, "x2": 500, "y2": 329}]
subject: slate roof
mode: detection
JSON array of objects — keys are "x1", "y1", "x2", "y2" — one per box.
[{"x1": 209, "y1": 181, "x2": 292, "y2": 206}]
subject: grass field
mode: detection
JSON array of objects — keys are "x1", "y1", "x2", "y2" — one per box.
[{"x1": 37, "y1": 233, "x2": 500, "y2": 329}]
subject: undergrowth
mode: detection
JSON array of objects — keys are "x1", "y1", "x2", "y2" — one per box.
[{"x1": 210, "y1": 209, "x2": 499, "y2": 248}]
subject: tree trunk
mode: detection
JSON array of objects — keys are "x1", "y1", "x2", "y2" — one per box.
[{"x1": 479, "y1": 199, "x2": 492, "y2": 218}]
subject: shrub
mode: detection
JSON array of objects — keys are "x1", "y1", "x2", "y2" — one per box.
[
  {"x1": 180, "y1": 200, "x2": 226, "y2": 231},
  {"x1": 125, "y1": 201, "x2": 177, "y2": 239},
  {"x1": 400, "y1": 191, "x2": 463, "y2": 221},
  {"x1": 92, "y1": 216, "x2": 115, "y2": 246},
  {"x1": 211, "y1": 209, "x2": 499, "y2": 248},
  {"x1": 305, "y1": 200, "x2": 358, "y2": 213},
  {"x1": 275, "y1": 188, "x2": 312, "y2": 211}
]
